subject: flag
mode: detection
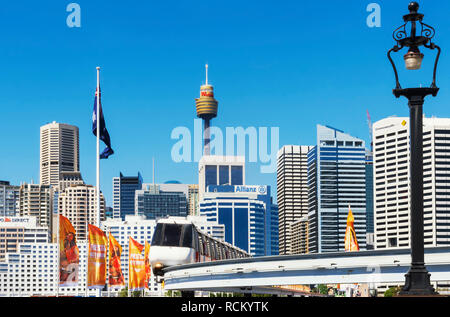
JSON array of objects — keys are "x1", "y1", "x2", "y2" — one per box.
[
  {"x1": 144, "y1": 242, "x2": 151, "y2": 289},
  {"x1": 109, "y1": 233, "x2": 125, "y2": 287},
  {"x1": 344, "y1": 206, "x2": 359, "y2": 252},
  {"x1": 129, "y1": 237, "x2": 146, "y2": 291},
  {"x1": 87, "y1": 224, "x2": 108, "y2": 288},
  {"x1": 59, "y1": 215, "x2": 79, "y2": 286},
  {"x1": 92, "y1": 87, "x2": 114, "y2": 159}
]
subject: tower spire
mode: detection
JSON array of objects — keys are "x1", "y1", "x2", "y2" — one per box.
[{"x1": 205, "y1": 64, "x2": 208, "y2": 85}]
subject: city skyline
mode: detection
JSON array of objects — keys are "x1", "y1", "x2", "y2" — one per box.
[
  {"x1": 1, "y1": 1, "x2": 450, "y2": 300},
  {"x1": 1, "y1": 1, "x2": 450, "y2": 206}
]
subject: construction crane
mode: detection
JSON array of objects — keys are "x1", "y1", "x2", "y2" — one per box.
[{"x1": 367, "y1": 110, "x2": 373, "y2": 152}]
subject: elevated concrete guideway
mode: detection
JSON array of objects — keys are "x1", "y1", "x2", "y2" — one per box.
[{"x1": 163, "y1": 247, "x2": 450, "y2": 293}]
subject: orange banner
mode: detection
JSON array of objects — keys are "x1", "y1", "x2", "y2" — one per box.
[
  {"x1": 109, "y1": 233, "x2": 125, "y2": 287},
  {"x1": 144, "y1": 241, "x2": 151, "y2": 289},
  {"x1": 88, "y1": 224, "x2": 108, "y2": 288},
  {"x1": 129, "y1": 237, "x2": 145, "y2": 291},
  {"x1": 344, "y1": 207, "x2": 359, "y2": 252},
  {"x1": 59, "y1": 215, "x2": 79, "y2": 286}
]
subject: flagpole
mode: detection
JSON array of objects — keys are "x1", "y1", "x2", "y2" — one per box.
[
  {"x1": 96, "y1": 66, "x2": 101, "y2": 229},
  {"x1": 96, "y1": 66, "x2": 101, "y2": 297}
]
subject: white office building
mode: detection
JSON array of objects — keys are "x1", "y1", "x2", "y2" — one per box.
[
  {"x1": 373, "y1": 116, "x2": 450, "y2": 249},
  {"x1": 40, "y1": 122, "x2": 80, "y2": 187},
  {"x1": 276, "y1": 145, "x2": 313, "y2": 255},
  {"x1": 0, "y1": 216, "x2": 49, "y2": 261},
  {"x1": 0, "y1": 242, "x2": 97, "y2": 297}
]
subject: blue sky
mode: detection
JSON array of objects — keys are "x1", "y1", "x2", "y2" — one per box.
[{"x1": 0, "y1": 0, "x2": 449, "y2": 205}]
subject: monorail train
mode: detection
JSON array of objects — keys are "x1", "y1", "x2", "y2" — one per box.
[{"x1": 149, "y1": 217, "x2": 250, "y2": 276}]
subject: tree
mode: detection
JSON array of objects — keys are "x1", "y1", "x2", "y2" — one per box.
[
  {"x1": 384, "y1": 286, "x2": 402, "y2": 297},
  {"x1": 117, "y1": 287, "x2": 142, "y2": 297},
  {"x1": 313, "y1": 284, "x2": 329, "y2": 295}
]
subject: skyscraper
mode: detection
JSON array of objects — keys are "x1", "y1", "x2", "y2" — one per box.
[
  {"x1": 365, "y1": 150, "x2": 374, "y2": 250},
  {"x1": 307, "y1": 125, "x2": 367, "y2": 253},
  {"x1": 373, "y1": 116, "x2": 450, "y2": 249},
  {"x1": 40, "y1": 122, "x2": 79, "y2": 187},
  {"x1": 112, "y1": 172, "x2": 143, "y2": 220},
  {"x1": 276, "y1": 145, "x2": 313, "y2": 255}
]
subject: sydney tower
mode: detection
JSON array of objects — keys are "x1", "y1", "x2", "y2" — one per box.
[{"x1": 195, "y1": 64, "x2": 218, "y2": 156}]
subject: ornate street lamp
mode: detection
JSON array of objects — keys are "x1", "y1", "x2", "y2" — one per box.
[{"x1": 387, "y1": 2, "x2": 441, "y2": 296}]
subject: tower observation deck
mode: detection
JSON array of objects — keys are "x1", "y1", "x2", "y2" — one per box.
[{"x1": 195, "y1": 64, "x2": 218, "y2": 156}]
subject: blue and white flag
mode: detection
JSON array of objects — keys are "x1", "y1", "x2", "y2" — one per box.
[{"x1": 92, "y1": 88, "x2": 114, "y2": 159}]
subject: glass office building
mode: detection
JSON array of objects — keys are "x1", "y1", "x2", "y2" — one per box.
[
  {"x1": 112, "y1": 172, "x2": 143, "y2": 220},
  {"x1": 135, "y1": 184, "x2": 188, "y2": 220},
  {"x1": 307, "y1": 125, "x2": 367, "y2": 253},
  {"x1": 199, "y1": 185, "x2": 277, "y2": 256}
]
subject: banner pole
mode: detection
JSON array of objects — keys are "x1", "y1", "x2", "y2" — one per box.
[{"x1": 56, "y1": 212, "x2": 60, "y2": 297}]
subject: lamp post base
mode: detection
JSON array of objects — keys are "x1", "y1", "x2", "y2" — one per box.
[{"x1": 399, "y1": 265, "x2": 438, "y2": 296}]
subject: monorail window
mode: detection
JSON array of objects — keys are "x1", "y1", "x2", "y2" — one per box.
[
  {"x1": 151, "y1": 223, "x2": 194, "y2": 248},
  {"x1": 181, "y1": 225, "x2": 193, "y2": 248},
  {"x1": 162, "y1": 224, "x2": 182, "y2": 247}
]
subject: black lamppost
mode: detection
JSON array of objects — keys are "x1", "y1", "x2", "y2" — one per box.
[{"x1": 387, "y1": 2, "x2": 441, "y2": 296}]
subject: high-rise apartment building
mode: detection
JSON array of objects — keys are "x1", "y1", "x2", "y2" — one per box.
[
  {"x1": 58, "y1": 184, "x2": 106, "y2": 241},
  {"x1": 18, "y1": 183, "x2": 53, "y2": 231},
  {"x1": 112, "y1": 172, "x2": 143, "y2": 220},
  {"x1": 40, "y1": 122, "x2": 79, "y2": 187},
  {"x1": 307, "y1": 125, "x2": 367, "y2": 253},
  {"x1": 188, "y1": 184, "x2": 199, "y2": 216},
  {"x1": 373, "y1": 116, "x2": 450, "y2": 249},
  {"x1": 0, "y1": 181, "x2": 19, "y2": 217},
  {"x1": 276, "y1": 145, "x2": 313, "y2": 255}
]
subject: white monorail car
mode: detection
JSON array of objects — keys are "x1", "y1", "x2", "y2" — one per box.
[{"x1": 149, "y1": 217, "x2": 250, "y2": 276}]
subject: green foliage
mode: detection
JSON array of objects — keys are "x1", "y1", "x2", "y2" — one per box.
[
  {"x1": 384, "y1": 286, "x2": 402, "y2": 297},
  {"x1": 312, "y1": 284, "x2": 329, "y2": 295},
  {"x1": 117, "y1": 287, "x2": 143, "y2": 297}
]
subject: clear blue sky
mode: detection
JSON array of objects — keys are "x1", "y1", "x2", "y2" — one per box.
[{"x1": 1, "y1": 0, "x2": 449, "y2": 205}]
